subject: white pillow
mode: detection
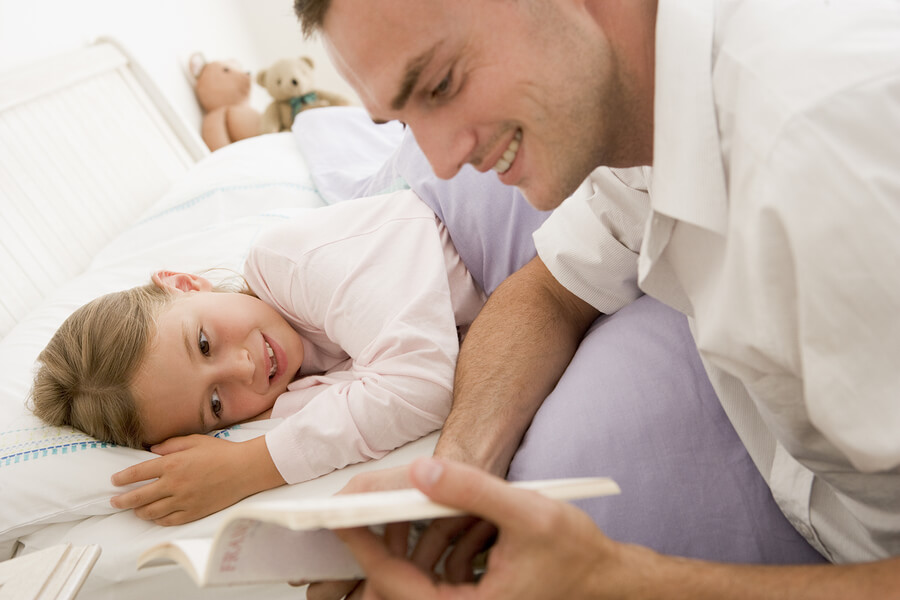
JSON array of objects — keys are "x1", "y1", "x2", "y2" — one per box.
[
  {"x1": 291, "y1": 106, "x2": 406, "y2": 204},
  {"x1": 0, "y1": 132, "x2": 327, "y2": 555}
]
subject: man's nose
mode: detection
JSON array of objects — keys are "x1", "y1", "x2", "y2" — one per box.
[{"x1": 407, "y1": 115, "x2": 477, "y2": 180}]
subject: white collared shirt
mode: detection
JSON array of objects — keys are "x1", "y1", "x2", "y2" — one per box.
[{"x1": 535, "y1": 0, "x2": 900, "y2": 562}]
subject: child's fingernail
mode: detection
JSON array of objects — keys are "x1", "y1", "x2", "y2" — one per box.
[{"x1": 412, "y1": 457, "x2": 443, "y2": 488}]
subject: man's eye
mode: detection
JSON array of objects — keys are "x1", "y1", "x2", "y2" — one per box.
[
  {"x1": 211, "y1": 390, "x2": 222, "y2": 419},
  {"x1": 431, "y1": 72, "x2": 452, "y2": 99},
  {"x1": 198, "y1": 330, "x2": 211, "y2": 356}
]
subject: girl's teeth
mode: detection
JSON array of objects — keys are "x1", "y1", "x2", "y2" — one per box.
[{"x1": 266, "y1": 341, "x2": 277, "y2": 378}]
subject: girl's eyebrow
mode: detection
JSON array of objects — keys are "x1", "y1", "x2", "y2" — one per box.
[{"x1": 182, "y1": 322, "x2": 198, "y2": 365}]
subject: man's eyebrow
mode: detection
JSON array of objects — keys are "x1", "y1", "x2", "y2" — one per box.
[{"x1": 390, "y1": 46, "x2": 438, "y2": 111}]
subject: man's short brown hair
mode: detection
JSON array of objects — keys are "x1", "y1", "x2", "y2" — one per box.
[{"x1": 294, "y1": 0, "x2": 332, "y2": 38}]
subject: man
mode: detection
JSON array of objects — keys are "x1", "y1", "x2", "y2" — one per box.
[{"x1": 296, "y1": 0, "x2": 900, "y2": 597}]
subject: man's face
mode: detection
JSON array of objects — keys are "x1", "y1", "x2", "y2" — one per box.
[{"x1": 322, "y1": 0, "x2": 632, "y2": 210}]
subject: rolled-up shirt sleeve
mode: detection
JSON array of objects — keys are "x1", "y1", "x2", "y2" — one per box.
[{"x1": 533, "y1": 166, "x2": 652, "y2": 314}]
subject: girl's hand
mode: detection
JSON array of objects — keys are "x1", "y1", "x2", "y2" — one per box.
[{"x1": 110, "y1": 434, "x2": 285, "y2": 526}]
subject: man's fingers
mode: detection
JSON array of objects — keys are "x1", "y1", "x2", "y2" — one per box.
[
  {"x1": 346, "y1": 581, "x2": 368, "y2": 600},
  {"x1": 306, "y1": 579, "x2": 360, "y2": 600},
  {"x1": 384, "y1": 521, "x2": 410, "y2": 557},
  {"x1": 338, "y1": 465, "x2": 411, "y2": 495},
  {"x1": 409, "y1": 457, "x2": 551, "y2": 532},
  {"x1": 409, "y1": 516, "x2": 476, "y2": 571},
  {"x1": 443, "y1": 519, "x2": 497, "y2": 583},
  {"x1": 335, "y1": 527, "x2": 438, "y2": 600}
]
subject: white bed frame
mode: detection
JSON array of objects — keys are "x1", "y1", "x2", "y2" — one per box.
[{"x1": 0, "y1": 38, "x2": 208, "y2": 340}]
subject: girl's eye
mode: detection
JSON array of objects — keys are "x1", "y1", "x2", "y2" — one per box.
[
  {"x1": 431, "y1": 72, "x2": 452, "y2": 99},
  {"x1": 211, "y1": 390, "x2": 223, "y2": 419},
  {"x1": 198, "y1": 330, "x2": 210, "y2": 356}
]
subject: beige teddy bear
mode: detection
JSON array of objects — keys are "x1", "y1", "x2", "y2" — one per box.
[
  {"x1": 256, "y1": 56, "x2": 350, "y2": 133},
  {"x1": 188, "y1": 53, "x2": 261, "y2": 151}
]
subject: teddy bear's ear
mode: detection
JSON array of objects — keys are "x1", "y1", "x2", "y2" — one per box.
[
  {"x1": 188, "y1": 52, "x2": 207, "y2": 82},
  {"x1": 256, "y1": 70, "x2": 268, "y2": 87},
  {"x1": 301, "y1": 56, "x2": 315, "y2": 69}
]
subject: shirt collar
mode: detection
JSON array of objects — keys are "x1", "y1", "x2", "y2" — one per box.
[{"x1": 651, "y1": 0, "x2": 728, "y2": 235}]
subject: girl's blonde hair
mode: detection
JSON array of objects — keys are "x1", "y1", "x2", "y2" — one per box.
[
  {"x1": 30, "y1": 271, "x2": 251, "y2": 449},
  {"x1": 31, "y1": 283, "x2": 171, "y2": 449}
]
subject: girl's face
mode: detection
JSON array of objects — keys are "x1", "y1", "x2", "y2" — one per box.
[{"x1": 131, "y1": 272, "x2": 304, "y2": 446}]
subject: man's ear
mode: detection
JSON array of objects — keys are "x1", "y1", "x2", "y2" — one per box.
[{"x1": 151, "y1": 270, "x2": 213, "y2": 293}]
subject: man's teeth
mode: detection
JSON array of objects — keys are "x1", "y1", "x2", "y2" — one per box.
[
  {"x1": 492, "y1": 130, "x2": 522, "y2": 174},
  {"x1": 266, "y1": 341, "x2": 277, "y2": 378}
]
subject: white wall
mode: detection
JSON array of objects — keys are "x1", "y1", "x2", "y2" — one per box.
[{"x1": 0, "y1": 0, "x2": 359, "y2": 132}]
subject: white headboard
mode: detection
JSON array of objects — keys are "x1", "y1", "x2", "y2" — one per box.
[{"x1": 0, "y1": 38, "x2": 208, "y2": 339}]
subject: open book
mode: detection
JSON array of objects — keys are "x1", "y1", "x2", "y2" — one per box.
[{"x1": 138, "y1": 477, "x2": 619, "y2": 587}]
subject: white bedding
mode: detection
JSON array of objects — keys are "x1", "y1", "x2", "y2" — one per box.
[{"x1": 0, "y1": 128, "x2": 436, "y2": 599}]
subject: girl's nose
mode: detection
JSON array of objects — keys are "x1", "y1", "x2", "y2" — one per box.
[{"x1": 219, "y1": 347, "x2": 254, "y2": 386}]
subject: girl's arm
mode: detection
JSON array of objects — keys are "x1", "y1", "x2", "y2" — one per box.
[{"x1": 110, "y1": 435, "x2": 285, "y2": 525}]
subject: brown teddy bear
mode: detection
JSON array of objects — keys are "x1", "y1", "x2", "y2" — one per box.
[
  {"x1": 189, "y1": 53, "x2": 262, "y2": 151},
  {"x1": 256, "y1": 56, "x2": 350, "y2": 134}
]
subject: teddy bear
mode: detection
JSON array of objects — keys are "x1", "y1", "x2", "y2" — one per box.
[
  {"x1": 256, "y1": 56, "x2": 350, "y2": 134},
  {"x1": 188, "y1": 53, "x2": 262, "y2": 151}
]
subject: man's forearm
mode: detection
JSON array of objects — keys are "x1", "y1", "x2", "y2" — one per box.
[
  {"x1": 435, "y1": 256, "x2": 599, "y2": 476},
  {"x1": 626, "y1": 551, "x2": 900, "y2": 600}
]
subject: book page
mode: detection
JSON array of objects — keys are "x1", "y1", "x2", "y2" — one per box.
[
  {"x1": 139, "y1": 539, "x2": 212, "y2": 585},
  {"x1": 205, "y1": 520, "x2": 360, "y2": 584}
]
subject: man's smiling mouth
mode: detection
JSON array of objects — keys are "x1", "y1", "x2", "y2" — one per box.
[{"x1": 492, "y1": 129, "x2": 522, "y2": 174}]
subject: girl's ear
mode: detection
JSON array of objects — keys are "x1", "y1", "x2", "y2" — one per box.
[{"x1": 151, "y1": 270, "x2": 213, "y2": 294}]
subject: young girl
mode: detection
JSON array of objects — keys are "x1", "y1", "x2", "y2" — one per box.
[{"x1": 31, "y1": 190, "x2": 486, "y2": 525}]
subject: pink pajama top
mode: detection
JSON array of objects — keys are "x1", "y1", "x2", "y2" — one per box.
[{"x1": 243, "y1": 190, "x2": 485, "y2": 484}]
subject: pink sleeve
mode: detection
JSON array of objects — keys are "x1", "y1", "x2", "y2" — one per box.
[{"x1": 247, "y1": 193, "x2": 459, "y2": 484}]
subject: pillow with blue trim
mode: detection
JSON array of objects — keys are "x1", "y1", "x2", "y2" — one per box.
[{"x1": 0, "y1": 133, "x2": 327, "y2": 557}]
